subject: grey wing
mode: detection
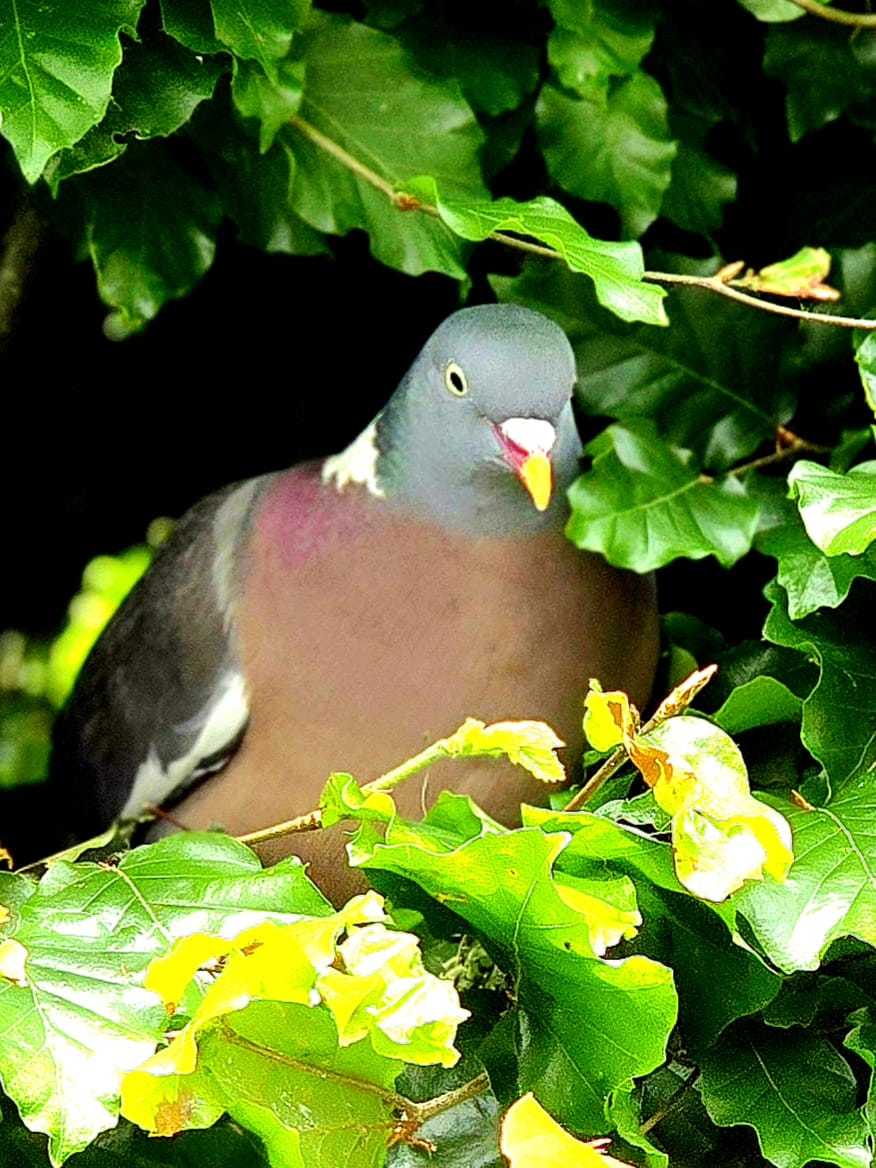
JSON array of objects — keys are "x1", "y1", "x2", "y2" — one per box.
[{"x1": 51, "y1": 475, "x2": 269, "y2": 838}]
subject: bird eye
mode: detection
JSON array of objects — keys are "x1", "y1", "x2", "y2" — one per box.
[{"x1": 444, "y1": 361, "x2": 468, "y2": 397}]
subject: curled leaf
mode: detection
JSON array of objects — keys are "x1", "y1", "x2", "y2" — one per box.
[
  {"x1": 501, "y1": 1092, "x2": 635, "y2": 1168},
  {"x1": 583, "y1": 679, "x2": 639, "y2": 752},
  {"x1": 442, "y1": 718, "x2": 566, "y2": 783},
  {"x1": 730, "y1": 247, "x2": 839, "y2": 301}
]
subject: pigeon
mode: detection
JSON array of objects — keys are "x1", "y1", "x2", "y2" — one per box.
[{"x1": 48, "y1": 304, "x2": 658, "y2": 896}]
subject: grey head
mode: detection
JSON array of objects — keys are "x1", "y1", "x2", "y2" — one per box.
[{"x1": 375, "y1": 304, "x2": 581, "y2": 536}]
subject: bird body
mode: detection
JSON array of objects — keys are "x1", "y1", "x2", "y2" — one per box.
[{"x1": 49, "y1": 306, "x2": 659, "y2": 893}]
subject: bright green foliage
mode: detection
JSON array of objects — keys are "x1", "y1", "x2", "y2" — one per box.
[
  {"x1": 700, "y1": 1022, "x2": 871, "y2": 1168},
  {"x1": 788, "y1": 460, "x2": 876, "y2": 556},
  {"x1": 403, "y1": 178, "x2": 667, "y2": 325},
  {"x1": 347, "y1": 793, "x2": 678, "y2": 1133},
  {"x1": 566, "y1": 421, "x2": 760, "y2": 571},
  {"x1": 537, "y1": 74, "x2": 677, "y2": 238},
  {"x1": 0, "y1": 835, "x2": 330, "y2": 1163},
  {"x1": 759, "y1": 513, "x2": 876, "y2": 619},
  {"x1": 0, "y1": 0, "x2": 145, "y2": 182},
  {"x1": 856, "y1": 333, "x2": 876, "y2": 416},
  {"x1": 737, "y1": 785, "x2": 876, "y2": 972}
]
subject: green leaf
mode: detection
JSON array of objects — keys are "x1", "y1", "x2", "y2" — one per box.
[
  {"x1": 661, "y1": 138, "x2": 736, "y2": 238},
  {"x1": 546, "y1": 0, "x2": 656, "y2": 102},
  {"x1": 737, "y1": 0, "x2": 805, "y2": 20},
  {"x1": 734, "y1": 247, "x2": 837, "y2": 300},
  {"x1": 856, "y1": 333, "x2": 876, "y2": 418},
  {"x1": 350, "y1": 811, "x2": 677, "y2": 1133},
  {"x1": 537, "y1": 73, "x2": 677, "y2": 238},
  {"x1": 0, "y1": 0, "x2": 146, "y2": 182},
  {"x1": 492, "y1": 259, "x2": 796, "y2": 468},
  {"x1": 0, "y1": 834, "x2": 329, "y2": 1164},
  {"x1": 80, "y1": 141, "x2": 222, "y2": 336},
  {"x1": 845, "y1": 1008, "x2": 876, "y2": 1136},
  {"x1": 788, "y1": 460, "x2": 876, "y2": 557},
  {"x1": 566, "y1": 420, "x2": 760, "y2": 571},
  {"x1": 700, "y1": 1022, "x2": 871, "y2": 1168},
  {"x1": 404, "y1": 178, "x2": 667, "y2": 325},
  {"x1": 711, "y1": 676, "x2": 802, "y2": 734},
  {"x1": 763, "y1": 581, "x2": 876, "y2": 792},
  {"x1": 765, "y1": 23, "x2": 876, "y2": 141},
  {"x1": 737, "y1": 785, "x2": 876, "y2": 971},
  {"x1": 758, "y1": 513, "x2": 876, "y2": 620},
  {"x1": 232, "y1": 57, "x2": 304, "y2": 153},
  {"x1": 288, "y1": 12, "x2": 485, "y2": 279},
  {"x1": 209, "y1": 0, "x2": 309, "y2": 82},
  {"x1": 46, "y1": 34, "x2": 224, "y2": 189},
  {"x1": 160, "y1": 0, "x2": 222, "y2": 54}
]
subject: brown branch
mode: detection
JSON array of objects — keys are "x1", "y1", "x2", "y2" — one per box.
[
  {"x1": 785, "y1": 0, "x2": 876, "y2": 27},
  {"x1": 563, "y1": 666, "x2": 717, "y2": 812},
  {"x1": 640, "y1": 1069, "x2": 701, "y2": 1135},
  {"x1": 288, "y1": 116, "x2": 876, "y2": 333},
  {"x1": 0, "y1": 197, "x2": 44, "y2": 353}
]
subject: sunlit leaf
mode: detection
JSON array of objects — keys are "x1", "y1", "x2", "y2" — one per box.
[
  {"x1": 501, "y1": 1092, "x2": 635, "y2": 1168},
  {"x1": 787, "y1": 459, "x2": 876, "y2": 556},
  {"x1": 441, "y1": 718, "x2": 567, "y2": 784},
  {"x1": 731, "y1": 248, "x2": 839, "y2": 301}
]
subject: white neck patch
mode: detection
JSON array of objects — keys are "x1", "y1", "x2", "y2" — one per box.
[
  {"x1": 499, "y1": 417, "x2": 557, "y2": 454},
  {"x1": 321, "y1": 417, "x2": 385, "y2": 498}
]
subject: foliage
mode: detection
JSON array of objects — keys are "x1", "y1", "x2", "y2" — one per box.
[{"x1": 2, "y1": 1, "x2": 876, "y2": 1167}]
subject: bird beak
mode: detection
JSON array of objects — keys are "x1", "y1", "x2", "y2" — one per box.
[{"x1": 495, "y1": 418, "x2": 557, "y2": 512}]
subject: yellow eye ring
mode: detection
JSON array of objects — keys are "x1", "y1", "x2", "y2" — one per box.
[{"x1": 444, "y1": 361, "x2": 468, "y2": 396}]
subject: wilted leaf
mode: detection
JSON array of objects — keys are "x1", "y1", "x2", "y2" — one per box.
[
  {"x1": 731, "y1": 248, "x2": 839, "y2": 301},
  {"x1": 567, "y1": 421, "x2": 760, "y2": 571},
  {"x1": 787, "y1": 460, "x2": 876, "y2": 556},
  {"x1": 441, "y1": 718, "x2": 566, "y2": 784},
  {"x1": 401, "y1": 178, "x2": 668, "y2": 326},
  {"x1": 501, "y1": 1093, "x2": 635, "y2": 1168},
  {"x1": 0, "y1": 833, "x2": 329, "y2": 1164}
]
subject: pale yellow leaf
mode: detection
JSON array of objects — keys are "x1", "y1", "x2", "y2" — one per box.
[{"x1": 501, "y1": 1093, "x2": 635, "y2": 1168}]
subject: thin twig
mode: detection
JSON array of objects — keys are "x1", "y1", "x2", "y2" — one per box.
[
  {"x1": 640, "y1": 1069, "x2": 701, "y2": 1136},
  {"x1": 407, "y1": 1072, "x2": 491, "y2": 1124},
  {"x1": 288, "y1": 116, "x2": 876, "y2": 333},
  {"x1": 785, "y1": 0, "x2": 876, "y2": 26},
  {"x1": 727, "y1": 434, "x2": 830, "y2": 477},
  {"x1": 563, "y1": 666, "x2": 717, "y2": 812}
]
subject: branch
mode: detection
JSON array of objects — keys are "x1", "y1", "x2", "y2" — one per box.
[
  {"x1": 288, "y1": 116, "x2": 876, "y2": 333},
  {"x1": 563, "y1": 666, "x2": 718, "y2": 813},
  {"x1": 786, "y1": 0, "x2": 876, "y2": 27},
  {"x1": 0, "y1": 197, "x2": 44, "y2": 352}
]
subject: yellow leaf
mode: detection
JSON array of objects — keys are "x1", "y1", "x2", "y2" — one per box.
[
  {"x1": 443, "y1": 718, "x2": 566, "y2": 784},
  {"x1": 554, "y1": 881, "x2": 641, "y2": 956},
  {"x1": 0, "y1": 847, "x2": 11, "y2": 870},
  {"x1": 0, "y1": 904, "x2": 9, "y2": 926},
  {"x1": 583, "y1": 680, "x2": 638, "y2": 753},
  {"x1": 120, "y1": 1066, "x2": 223, "y2": 1135},
  {"x1": 0, "y1": 938, "x2": 28, "y2": 986},
  {"x1": 145, "y1": 934, "x2": 235, "y2": 1012},
  {"x1": 501, "y1": 1093, "x2": 635, "y2": 1168}
]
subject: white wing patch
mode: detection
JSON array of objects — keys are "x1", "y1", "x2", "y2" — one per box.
[
  {"x1": 121, "y1": 672, "x2": 249, "y2": 818},
  {"x1": 321, "y1": 417, "x2": 384, "y2": 498}
]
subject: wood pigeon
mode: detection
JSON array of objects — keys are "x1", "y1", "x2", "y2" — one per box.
[{"x1": 49, "y1": 304, "x2": 658, "y2": 895}]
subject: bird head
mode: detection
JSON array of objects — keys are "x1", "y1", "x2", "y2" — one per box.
[{"x1": 377, "y1": 304, "x2": 581, "y2": 534}]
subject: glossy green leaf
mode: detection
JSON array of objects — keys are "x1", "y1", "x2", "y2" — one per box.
[
  {"x1": 566, "y1": 420, "x2": 760, "y2": 571},
  {"x1": 538, "y1": 74, "x2": 676, "y2": 238},
  {"x1": 492, "y1": 260, "x2": 796, "y2": 468},
  {"x1": 788, "y1": 460, "x2": 876, "y2": 556},
  {"x1": 845, "y1": 1008, "x2": 876, "y2": 1135},
  {"x1": 210, "y1": 0, "x2": 309, "y2": 82},
  {"x1": 0, "y1": 0, "x2": 145, "y2": 182},
  {"x1": 288, "y1": 12, "x2": 485, "y2": 279},
  {"x1": 81, "y1": 141, "x2": 222, "y2": 337},
  {"x1": 763, "y1": 581, "x2": 876, "y2": 792},
  {"x1": 711, "y1": 676, "x2": 802, "y2": 734},
  {"x1": 160, "y1": 0, "x2": 222, "y2": 53},
  {"x1": 404, "y1": 178, "x2": 667, "y2": 325},
  {"x1": 0, "y1": 834, "x2": 329, "y2": 1164},
  {"x1": 758, "y1": 514, "x2": 876, "y2": 619},
  {"x1": 349, "y1": 806, "x2": 677, "y2": 1133},
  {"x1": 737, "y1": 0, "x2": 805, "y2": 20},
  {"x1": 231, "y1": 57, "x2": 304, "y2": 152},
  {"x1": 46, "y1": 35, "x2": 224, "y2": 189},
  {"x1": 700, "y1": 1022, "x2": 871, "y2": 1168},
  {"x1": 737, "y1": 785, "x2": 876, "y2": 971},
  {"x1": 546, "y1": 0, "x2": 656, "y2": 102}
]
